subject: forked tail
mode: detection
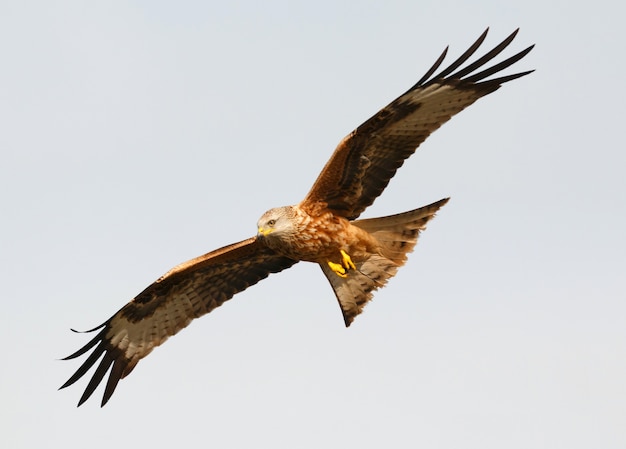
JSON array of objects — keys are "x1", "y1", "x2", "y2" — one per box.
[{"x1": 320, "y1": 197, "x2": 449, "y2": 326}]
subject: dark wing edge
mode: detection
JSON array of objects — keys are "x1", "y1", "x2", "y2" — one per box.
[
  {"x1": 301, "y1": 28, "x2": 534, "y2": 220},
  {"x1": 59, "y1": 237, "x2": 297, "y2": 407},
  {"x1": 407, "y1": 28, "x2": 534, "y2": 94}
]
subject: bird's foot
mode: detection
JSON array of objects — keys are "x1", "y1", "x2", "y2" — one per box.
[
  {"x1": 340, "y1": 249, "x2": 356, "y2": 271},
  {"x1": 327, "y1": 250, "x2": 356, "y2": 278}
]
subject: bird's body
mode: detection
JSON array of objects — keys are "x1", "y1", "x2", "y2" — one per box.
[
  {"x1": 61, "y1": 29, "x2": 534, "y2": 407},
  {"x1": 258, "y1": 198, "x2": 449, "y2": 306}
]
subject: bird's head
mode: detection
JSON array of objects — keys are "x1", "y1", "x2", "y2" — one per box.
[{"x1": 257, "y1": 206, "x2": 297, "y2": 242}]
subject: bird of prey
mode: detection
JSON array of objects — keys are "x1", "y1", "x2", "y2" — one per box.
[{"x1": 60, "y1": 29, "x2": 533, "y2": 407}]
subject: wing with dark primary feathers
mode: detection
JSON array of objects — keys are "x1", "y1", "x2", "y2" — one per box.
[
  {"x1": 301, "y1": 28, "x2": 534, "y2": 220},
  {"x1": 60, "y1": 237, "x2": 297, "y2": 407}
]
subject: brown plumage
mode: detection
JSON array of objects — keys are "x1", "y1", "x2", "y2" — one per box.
[{"x1": 60, "y1": 28, "x2": 534, "y2": 406}]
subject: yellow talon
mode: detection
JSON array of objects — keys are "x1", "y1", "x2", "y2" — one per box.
[
  {"x1": 340, "y1": 249, "x2": 356, "y2": 271},
  {"x1": 327, "y1": 261, "x2": 347, "y2": 278},
  {"x1": 327, "y1": 250, "x2": 356, "y2": 278}
]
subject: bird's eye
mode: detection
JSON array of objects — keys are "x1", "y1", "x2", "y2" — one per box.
[{"x1": 268, "y1": 219, "x2": 276, "y2": 226}]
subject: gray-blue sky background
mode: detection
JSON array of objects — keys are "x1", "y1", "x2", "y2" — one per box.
[{"x1": 1, "y1": 1, "x2": 624, "y2": 448}]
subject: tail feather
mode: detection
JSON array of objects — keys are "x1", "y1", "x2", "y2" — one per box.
[
  {"x1": 320, "y1": 197, "x2": 449, "y2": 326},
  {"x1": 353, "y1": 197, "x2": 450, "y2": 264}
]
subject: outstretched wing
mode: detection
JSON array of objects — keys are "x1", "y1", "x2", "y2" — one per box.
[
  {"x1": 301, "y1": 28, "x2": 534, "y2": 220},
  {"x1": 60, "y1": 237, "x2": 297, "y2": 407}
]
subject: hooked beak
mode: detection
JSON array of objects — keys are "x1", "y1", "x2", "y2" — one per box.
[{"x1": 257, "y1": 227, "x2": 273, "y2": 237}]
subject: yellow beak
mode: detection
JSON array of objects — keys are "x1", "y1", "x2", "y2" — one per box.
[{"x1": 258, "y1": 227, "x2": 273, "y2": 236}]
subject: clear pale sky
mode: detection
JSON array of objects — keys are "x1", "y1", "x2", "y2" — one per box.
[{"x1": 2, "y1": 1, "x2": 624, "y2": 448}]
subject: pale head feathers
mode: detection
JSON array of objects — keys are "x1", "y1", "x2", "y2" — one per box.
[{"x1": 257, "y1": 206, "x2": 297, "y2": 237}]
